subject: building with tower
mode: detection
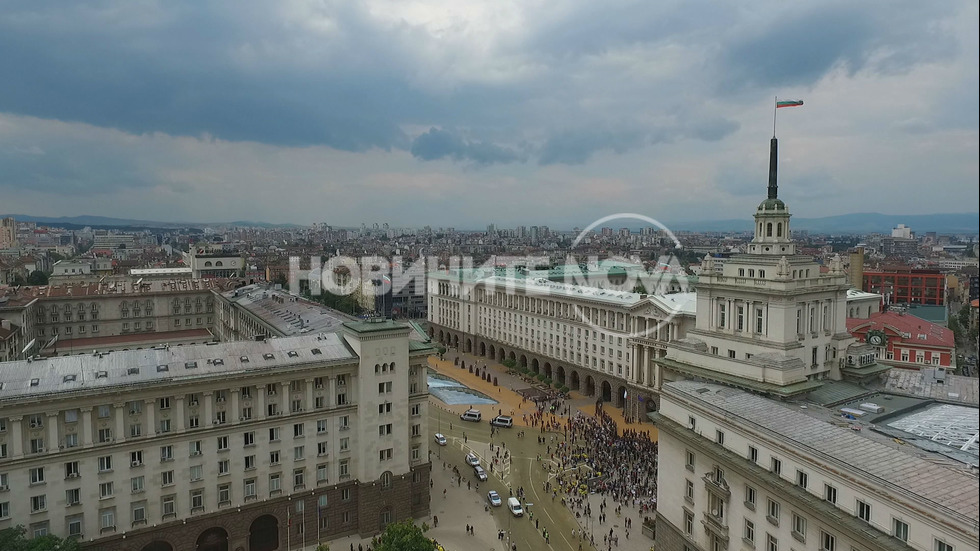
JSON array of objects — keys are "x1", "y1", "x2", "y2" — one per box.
[{"x1": 650, "y1": 138, "x2": 976, "y2": 551}]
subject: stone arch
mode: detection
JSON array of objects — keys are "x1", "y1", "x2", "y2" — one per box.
[
  {"x1": 556, "y1": 366, "x2": 566, "y2": 386},
  {"x1": 497, "y1": 347, "x2": 505, "y2": 362},
  {"x1": 508, "y1": 351, "x2": 516, "y2": 363},
  {"x1": 544, "y1": 362, "x2": 552, "y2": 380},
  {"x1": 570, "y1": 370, "x2": 581, "y2": 391},
  {"x1": 615, "y1": 385, "x2": 626, "y2": 408},
  {"x1": 585, "y1": 376, "x2": 596, "y2": 396},
  {"x1": 519, "y1": 355, "x2": 528, "y2": 368},
  {"x1": 531, "y1": 358, "x2": 540, "y2": 374},
  {"x1": 196, "y1": 527, "x2": 229, "y2": 551},
  {"x1": 465, "y1": 338, "x2": 473, "y2": 353},
  {"x1": 453, "y1": 334, "x2": 459, "y2": 348},
  {"x1": 141, "y1": 542, "x2": 174, "y2": 551},
  {"x1": 249, "y1": 514, "x2": 280, "y2": 551},
  {"x1": 488, "y1": 345, "x2": 496, "y2": 360},
  {"x1": 428, "y1": 327, "x2": 435, "y2": 338},
  {"x1": 438, "y1": 330, "x2": 445, "y2": 344},
  {"x1": 601, "y1": 380, "x2": 612, "y2": 403},
  {"x1": 479, "y1": 342, "x2": 487, "y2": 357}
]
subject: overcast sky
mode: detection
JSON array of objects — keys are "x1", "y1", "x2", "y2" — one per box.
[{"x1": 1, "y1": 0, "x2": 977, "y2": 229}]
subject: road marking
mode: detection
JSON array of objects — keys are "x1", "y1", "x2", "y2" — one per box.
[{"x1": 526, "y1": 457, "x2": 574, "y2": 550}]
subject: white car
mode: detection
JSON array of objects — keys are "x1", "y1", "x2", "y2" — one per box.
[
  {"x1": 473, "y1": 465, "x2": 488, "y2": 481},
  {"x1": 465, "y1": 452, "x2": 480, "y2": 466},
  {"x1": 487, "y1": 490, "x2": 502, "y2": 507},
  {"x1": 434, "y1": 433, "x2": 447, "y2": 446}
]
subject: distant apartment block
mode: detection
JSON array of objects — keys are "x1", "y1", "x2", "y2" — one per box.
[{"x1": 863, "y1": 268, "x2": 946, "y2": 306}]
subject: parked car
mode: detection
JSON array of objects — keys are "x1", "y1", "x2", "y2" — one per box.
[
  {"x1": 465, "y1": 452, "x2": 480, "y2": 466},
  {"x1": 433, "y1": 433, "x2": 447, "y2": 446},
  {"x1": 460, "y1": 409, "x2": 482, "y2": 422},
  {"x1": 487, "y1": 490, "x2": 502, "y2": 507},
  {"x1": 473, "y1": 465, "x2": 488, "y2": 481},
  {"x1": 490, "y1": 415, "x2": 513, "y2": 428}
]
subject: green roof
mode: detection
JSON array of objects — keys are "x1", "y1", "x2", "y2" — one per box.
[
  {"x1": 657, "y1": 357, "x2": 824, "y2": 397},
  {"x1": 904, "y1": 304, "x2": 948, "y2": 325},
  {"x1": 756, "y1": 197, "x2": 787, "y2": 211},
  {"x1": 342, "y1": 319, "x2": 410, "y2": 334},
  {"x1": 409, "y1": 340, "x2": 436, "y2": 353}
]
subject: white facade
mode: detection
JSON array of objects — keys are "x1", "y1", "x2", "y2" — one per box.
[
  {"x1": 655, "y1": 381, "x2": 978, "y2": 551},
  {"x1": 0, "y1": 326, "x2": 431, "y2": 546}
]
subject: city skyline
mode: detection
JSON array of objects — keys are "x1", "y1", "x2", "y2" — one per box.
[{"x1": 1, "y1": 1, "x2": 978, "y2": 228}]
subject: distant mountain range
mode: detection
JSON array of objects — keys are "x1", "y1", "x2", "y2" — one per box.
[
  {"x1": 3, "y1": 211, "x2": 977, "y2": 234},
  {"x1": 0, "y1": 214, "x2": 303, "y2": 230}
]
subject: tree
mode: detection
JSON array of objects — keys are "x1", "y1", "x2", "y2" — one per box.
[
  {"x1": 373, "y1": 520, "x2": 436, "y2": 551},
  {"x1": 633, "y1": 282, "x2": 648, "y2": 294},
  {"x1": 0, "y1": 526, "x2": 82, "y2": 551},
  {"x1": 27, "y1": 270, "x2": 49, "y2": 286}
]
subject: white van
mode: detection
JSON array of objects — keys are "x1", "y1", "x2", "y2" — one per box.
[
  {"x1": 507, "y1": 497, "x2": 524, "y2": 517},
  {"x1": 460, "y1": 409, "x2": 482, "y2": 422}
]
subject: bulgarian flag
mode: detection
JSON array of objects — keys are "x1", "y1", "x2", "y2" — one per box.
[{"x1": 776, "y1": 100, "x2": 804, "y2": 108}]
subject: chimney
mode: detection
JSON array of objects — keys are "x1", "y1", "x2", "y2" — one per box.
[{"x1": 1, "y1": 319, "x2": 10, "y2": 330}]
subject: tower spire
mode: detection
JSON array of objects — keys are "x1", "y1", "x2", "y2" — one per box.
[{"x1": 768, "y1": 137, "x2": 778, "y2": 199}]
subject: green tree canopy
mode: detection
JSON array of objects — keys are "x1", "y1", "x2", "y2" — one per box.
[
  {"x1": 374, "y1": 520, "x2": 436, "y2": 551},
  {"x1": 27, "y1": 270, "x2": 49, "y2": 285},
  {"x1": 0, "y1": 526, "x2": 82, "y2": 551}
]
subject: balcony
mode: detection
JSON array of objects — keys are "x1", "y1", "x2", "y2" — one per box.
[
  {"x1": 701, "y1": 510, "x2": 729, "y2": 540},
  {"x1": 702, "y1": 473, "x2": 731, "y2": 499}
]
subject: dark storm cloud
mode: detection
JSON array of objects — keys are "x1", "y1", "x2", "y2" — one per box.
[
  {"x1": 410, "y1": 128, "x2": 525, "y2": 165},
  {"x1": 717, "y1": 1, "x2": 959, "y2": 90}
]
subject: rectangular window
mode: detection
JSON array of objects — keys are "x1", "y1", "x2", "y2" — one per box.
[
  {"x1": 857, "y1": 499, "x2": 871, "y2": 523},
  {"x1": 770, "y1": 457, "x2": 782, "y2": 475},
  {"x1": 317, "y1": 420, "x2": 328, "y2": 434},
  {"x1": 217, "y1": 436, "x2": 229, "y2": 451},
  {"x1": 30, "y1": 467, "x2": 45, "y2": 485},
  {"x1": 744, "y1": 519, "x2": 755, "y2": 544},
  {"x1": 792, "y1": 512, "x2": 806, "y2": 539},
  {"x1": 294, "y1": 446, "x2": 304, "y2": 461},
  {"x1": 99, "y1": 482, "x2": 114, "y2": 498},
  {"x1": 685, "y1": 479, "x2": 694, "y2": 501},
  {"x1": 190, "y1": 465, "x2": 203, "y2": 481},
  {"x1": 244, "y1": 478, "x2": 256, "y2": 498},
  {"x1": 684, "y1": 510, "x2": 694, "y2": 535},
  {"x1": 766, "y1": 533, "x2": 777, "y2": 551},
  {"x1": 749, "y1": 445, "x2": 758, "y2": 463},
  {"x1": 293, "y1": 423, "x2": 305, "y2": 438},
  {"x1": 824, "y1": 484, "x2": 837, "y2": 504},
  {"x1": 218, "y1": 483, "x2": 231, "y2": 504},
  {"x1": 131, "y1": 476, "x2": 144, "y2": 494},
  {"x1": 66, "y1": 488, "x2": 80, "y2": 506},
  {"x1": 218, "y1": 460, "x2": 230, "y2": 475},
  {"x1": 99, "y1": 456, "x2": 113, "y2": 472},
  {"x1": 796, "y1": 470, "x2": 808, "y2": 489},
  {"x1": 892, "y1": 519, "x2": 909, "y2": 542},
  {"x1": 767, "y1": 499, "x2": 780, "y2": 524},
  {"x1": 191, "y1": 489, "x2": 204, "y2": 511},
  {"x1": 161, "y1": 470, "x2": 174, "y2": 486},
  {"x1": 715, "y1": 430, "x2": 725, "y2": 445},
  {"x1": 270, "y1": 473, "x2": 282, "y2": 493},
  {"x1": 745, "y1": 485, "x2": 757, "y2": 508},
  {"x1": 685, "y1": 450, "x2": 695, "y2": 471},
  {"x1": 821, "y1": 531, "x2": 836, "y2": 551},
  {"x1": 935, "y1": 540, "x2": 955, "y2": 551},
  {"x1": 162, "y1": 495, "x2": 176, "y2": 517}
]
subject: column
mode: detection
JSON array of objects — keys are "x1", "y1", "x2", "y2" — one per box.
[
  {"x1": 280, "y1": 382, "x2": 290, "y2": 414},
  {"x1": 257, "y1": 385, "x2": 267, "y2": 419},
  {"x1": 143, "y1": 401, "x2": 155, "y2": 437},
  {"x1": 173, "y1": 396, "x2": 185, "y2": 432},
  {"x1": 80, "y1": 407, "x2": 94, "y2": 448},
  {"x1": 230, "y1": 388, "x2": 241, "y2": 424},
  {"x1": 305, "y1": 379, "x2": 314, "y2": 412},
  {"x1": 203, "y1": 392, "x2": 214, "y2": 426},
  {"x1": 114, "y1": 404, "x2": 126, "y2": 442},
  {"x1": 9, "y1": 417, "x2": 23, "y2": 457},
  {"x1": 46, "y1": 412, "x2": 60, "y2": 451},
  {"x1": 328, "y1": 376, "x2": 337, "y2": 408}
]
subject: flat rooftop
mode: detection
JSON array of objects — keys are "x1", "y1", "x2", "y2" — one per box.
[
  {"x1": 666, "y1": 380, "x2": 980, "y2": 525},
  {"x1": 222, "y1": 283, "x2": 357, "y2": 336},
  {"x1": 881, "y1": 368, "x2": 979, "y2": 406},
  {"x1": 0, "y1": 278, "x2": 235, "y2": 307},
  {"x1": 0, "y1": 332, "x2": 356, "y2": 402}
]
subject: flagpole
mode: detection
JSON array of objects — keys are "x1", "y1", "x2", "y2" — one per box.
[{"x1": 773, "y1": 96, "x2": 777, "y2": 137}]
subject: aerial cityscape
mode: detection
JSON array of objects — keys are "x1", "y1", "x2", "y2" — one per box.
[{"x1": 1, "y1": 2, "x2": 978, "y2": 551}]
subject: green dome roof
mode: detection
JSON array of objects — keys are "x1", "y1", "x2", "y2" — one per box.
[{"x1": 757, "y1": 197, "x2": 787, "y2": 211}]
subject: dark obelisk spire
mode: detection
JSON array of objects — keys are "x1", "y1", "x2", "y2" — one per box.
[{"x1": 767, "y1": 137, "x2": 778, "y2": 199}]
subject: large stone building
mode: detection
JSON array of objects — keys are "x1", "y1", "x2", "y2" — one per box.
[
  {"x1": 426, "y1": 140, "x2": 882, "y2": 414},
  {"x1": 0, "y1": 321, "x2": 432, "y2": 549},
  {"x1": 652, "y1": 381, "x2": 978, "y2": 551},
  {"x1": 0, "y1": 278, "x2": 238, "y2": 359}
]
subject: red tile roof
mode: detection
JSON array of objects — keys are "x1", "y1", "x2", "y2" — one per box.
[{"x1": 847, "y1": 310, "x2": 954, "y2": 348}]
